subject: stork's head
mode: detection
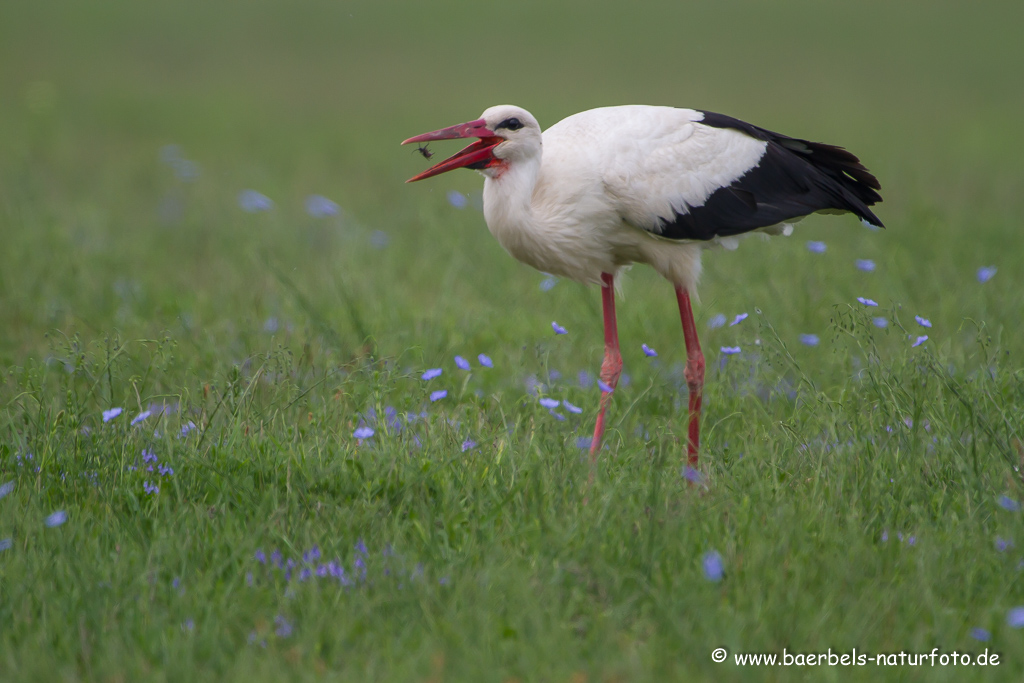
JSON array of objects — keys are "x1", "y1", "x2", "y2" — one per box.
[{"x1": 402, "y1": 105, "x2": 541, "y2": 182}]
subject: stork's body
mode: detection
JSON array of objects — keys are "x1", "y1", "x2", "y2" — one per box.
[{"x1": 404, "y1": 105, "x2": 883, "y2": 468}]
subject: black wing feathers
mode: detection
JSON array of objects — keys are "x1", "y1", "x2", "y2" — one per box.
[{"x1": 656, "y1": 111, "x2": 884, "y2": 242}]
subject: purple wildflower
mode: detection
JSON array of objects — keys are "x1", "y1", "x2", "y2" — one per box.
[
  {"x1": 641, "y1": 343, "x2": 658, "y2": 357},
  {"x1": 707, "y1": 313, "x2": 726, "y2": 329},
  {"x1": 720, "y1": 346, "x2": 741, "y2": 355},
  {"x1": 970, "y1": 628, "x2": 991, "y2": 642},
  {"x1": 798, "y1": 334, "x2": 820, "y2": 346},
  {"x1": 454, "y1": 356, "x2": 470, "y2": 371},
  {"x1": 702, "y1": 551, "x2": 724, "y2": 582},
  {"x1": 131, "y1": 410, "x2": 152, "y2": 425},
  {"x1": 430, "y1": 389, "x2": 447, "y2": 402},
  {"x1": 576, "y1": 436, "x2": 593, "y2": 450},
  {"x1": 915, "y1": 315, "x2": 932, "y2": 328},
  {"x1": 872, "y1": 317, "x2": 888, "y2": 328},
  {"x1": 550, "y1": 410, "x2": 566, "y2": 421},
  {"x1": 598, "y1": 379, "x2": 613, "y2": 393},
  {"x1": 0, "y1": 481, "x2": 13, "y2": 499},
  {"x1": 180, "y1": 421, "x2": 197, "y2": 437},
  {"x1": 540, "y1": 276, "x2": 558, "y2": 291},
  {"x1": 304, "y1": 195, "x2": 339, "y2": 218},
  {"x1": 102, "y1": 408, "x2": 123, "y2": 423},
  {"x1": 182, "y1": 619, "x2": 195, "y2": 631},
  {"x1": 353, "y1": 426, "x2": 374, "y2": 439},
  {"x1": 157, "y1": 464, "x2": 174, "y2": 476},
  {"x1": 911, "y1": 335, "x2": 928, "y2": 348},
  {"x1": 552, "y1": 321, "x2": 568, "y2": 335},
  {"x1": 44, "y1": 510, "x2": 67, "y2": 527},
  {"x1": 143, "y1": 481, "x2": 159, "y2": 495},
  {"x1": 856, "y1": 297, "x2": 878, "y2": 307},
  {"x1": 730, "y1": 313, "x2": 748, "y2": 326},
  {"x1": 477, "y1": 354, "x2": 493, "y2": 368},
  {"x1": 1007, "y1": 607, "x2": 1024, "y2": 629},
  {"x1": 806, "y1": 240, "x2": 827, "y2": 253},
  {"x1": 855, "y1": 259, "x2": 876, "y2": 272},
  {"x1": 977, "y1": 266, "x2": 997, "y2": 283},
  {"x1": 303, "y1": 546, "x2": 321, "y2": 563},
  {"x1": 255, "y1": 549, "x2": 267, "y2": 564},
  {"x1": 447, "y1": 190, "x2": 468, "y2": 209},
  {"x1": 0, "y1": 539, "x2": 11, "y2": 552},
  {"x1": 563, "y1": 400, "x2": 582, "y2": 414},
  {"x1": 238, "y1": 190, "x2": 273, "y2": 213},
  {"x1": 461, "y1": 439, "x2": 478, "y2": 452},
  {"x1": 142, "y1": 449, "x2": 158, "y2": 463},
  {"x1": 578, "y1": 370, "x2": 594, "y2": 388},
  {"x1": 421, "y1": 368, "x2": 443, "y2": 381},
  {"x1": 881, "y1": 531, "x2": 888, "y2": 542},
  {"x1": 996, "y1": 537, "x2": 1012, "y2": 552},
  {"x1": 539, "y1": 397, "x2": 560, "y2": 409}
]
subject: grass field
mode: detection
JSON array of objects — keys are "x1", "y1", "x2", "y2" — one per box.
[{"x1": 2, "y1": 1, "x2": 1024, "y2": 680}]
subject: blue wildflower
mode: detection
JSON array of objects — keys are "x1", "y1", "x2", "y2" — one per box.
[
  {"x1": 304, "y1": 195, "x2": 339, "y2": 218},
  {"x1": 563, "y1": 400, "x2": 582, "y2": 414},
  {"x1": 540, "y1": 276, "x2": 558, "y2": 291},
  {"x1": 798, "y1": 334, "x2": 820, "y2": 346},
  {"x1": 477, "y1": 354, "x2": 493, "y2": 368},
  {"x1": 641, "y1": 343, "x2": 658, "y2": 357},
  {"x1": 806, "y1": 241, "x2": 827, "y2": 253},
  {"x1": 255, "y1": 549, "x2": 267, "y2": 563},
  {"x1": 180, "y1": 421, "x2": 197, "y2": 437},
  {"x1": 730, "y1": 313, "x2": 748, "y2": 326},
  {"x1": 578, "y1": 370, "x2": 594, "y2": 388},
  {"x1": 0, "y1": 481, "x2": 13, "y2": 499},
  {"x1": 550, "y1": 410, "x2": 566, "y2": 421},
  {"x1": 855, "y1": 259, "x2": 876, "y2": 272},
  {"x1": 996, "y1": 537, "x2": 1013, "y2": 552},
  {"x1": 353, "y1": 426, "x2": 374, "y2": 439},
  {"x1": 461, "y1": 439, "x2": 477, "y2": 452},
  {"x1": 45, "y1": 510, "x2": 67, "y2": 527},
  {"x1": 856, "y1": 297, "x2": 878, "y2": 307},
  {"x1": 263, "y1": 317, "x2": 279, "y2": 333},
  {"x1": 872, "y1": 317, "x2": 888, "y2": 328},
  {"x1": 421, "y1": 368, "x2": 443, "y2": 380},
  {"x1": 1007, "y1": 607, "x2": 1024, "y2": 629},
  {"x1": 274, "y1": 615, "x2": 293, "y2": 638},
  {"x1": 598, "y1": 379, "x2": 613, "y2": 393},
  {"x1": 998, "y1": 495, "x2": 1021, "y2": 512},
  {"x1": 539, "y1": 397, "x2": 560, "y2": 409},
  {"x1": 911, "y1": 335, "x2": 928, "y2": 348},
  {"x1": 238, "y1": 190, "x2": 273, "y2": 213},
  {"x1": 720, "y1": 346, "x2": 741, "y2": 355},
  {"x1": 576, "y1": 436, "x2": 593, "y2": 450},
  {"x1": 303, "y1": 546, "x2": 321, "y2": 563},
  {"x1": 131, "y1": 410, "x2": 151, "y2": 425},
  {"x1": 370, "y1": 230, "x2": 390, "y2": 249},
  {"x1": 447, "y1": 190, "x2": 468, "y2": 209},
  {"x1": 430, "y1": 389, "x2": 447, "y2": 402},
  {"x1": 355, "y1": 539, "x2": 368, "y2": 554},
  {"x1": 143, "y1": 481, "x2": 159, "y2": 495},
  {"x1": 0, "y1": 538, "x2": 11, "y2": 552},
  {"x1": 970, "y1": 628, "x2": 991, "y2": 642},
  {"x1": 707, "y1": 313, "x2": 727, "y2": 329},
  {"x1": 682, "y1": 466, "x2": 704, "y2": 485},
  {"x1": 454, "y1": 356, "x2": 470, "y2": 371},
  {"x1": 977, "y1": 266, "x2": 997, "y2": 283},
  {"x1": 102, "y1": 408, "x2": 123, "y2": 423},
  {"x1": 552, "y1": 321, "x2": 568, "y2": 335},
  {"x1": 915, "y1": 315, "x2": 932, "y2": 328},
  {"x1": 702, "y1": 551, "x2": 724, "y2": 582}
]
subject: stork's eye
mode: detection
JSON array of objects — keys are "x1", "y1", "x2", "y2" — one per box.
[{"x1": 496, "y1": 117, "x2": 523, "y2": 131}]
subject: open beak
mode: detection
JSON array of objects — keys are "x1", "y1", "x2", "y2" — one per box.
[{"x1": 402, "y1": 118, "x2": 502, "y2": 182}]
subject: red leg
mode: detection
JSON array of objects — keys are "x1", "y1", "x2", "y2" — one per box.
[
  {"x1": 675, "y1": 286, "x2": 705, "y2": 465},
  {"x1": 589, "y1": 272, "x2": 623, "y2": 469}
]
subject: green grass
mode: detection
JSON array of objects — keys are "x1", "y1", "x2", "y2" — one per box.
[{"x1": 2, "y1": 0, "x2": 1024, "y2": 680}]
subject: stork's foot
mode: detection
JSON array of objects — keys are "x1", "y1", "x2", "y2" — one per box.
[{"x1": 684, "y1": 354, "x2": 705, "y2": 465}]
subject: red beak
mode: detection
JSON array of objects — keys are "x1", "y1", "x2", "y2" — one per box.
[{"x1": 402, "y1": 118, "x2": 502, "y2": 182}]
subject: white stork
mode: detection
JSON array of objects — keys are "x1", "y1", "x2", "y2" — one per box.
[{"x1": 402, "y1": 105, "x2": 883, "y2": 469}]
